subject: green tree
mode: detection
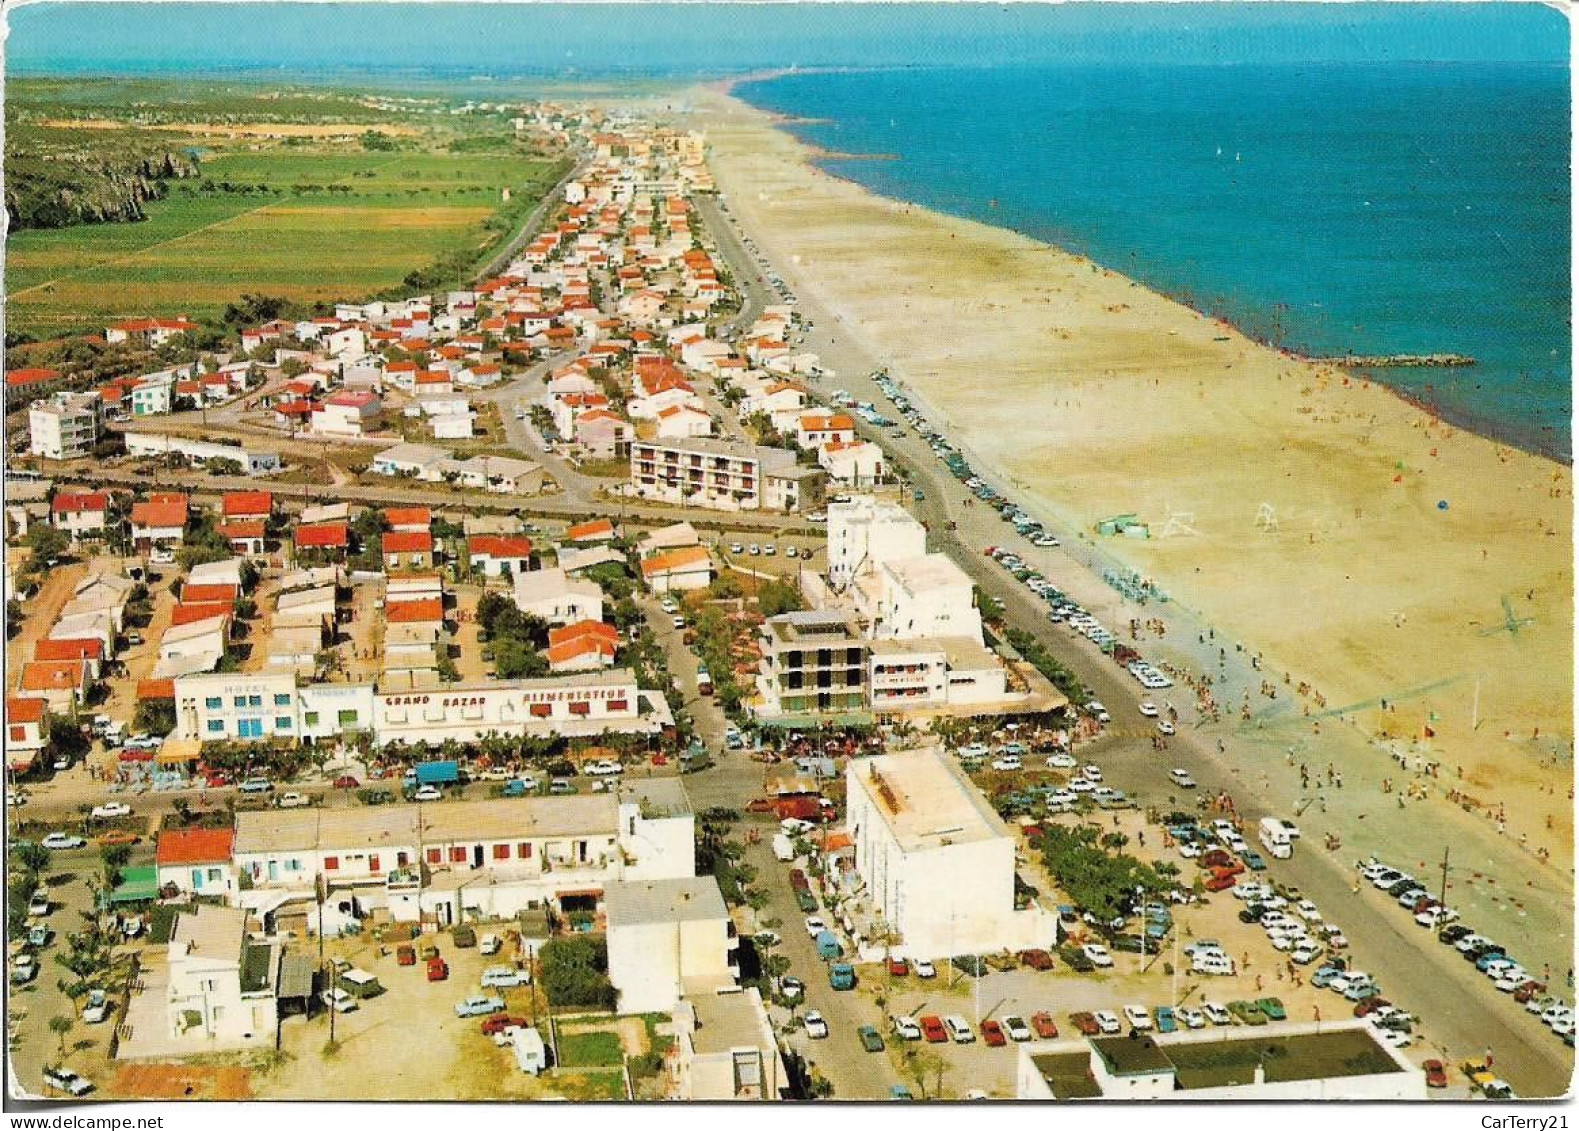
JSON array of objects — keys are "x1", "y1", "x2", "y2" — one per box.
[
  {"x1": 24, "y1": 524, "x2": 69, "y2": 568},
  {"x1": 757, "y1": 579, "x2": 804, "y2": 618},
  {"x1": 48, "y1": 1015, "x2": 74, "y2": 1059},
  {"x1": 539, "y1": 936, "x2": 616, "y2": 1010},
  {"x1": 493, "y1": 638, "x2": 547, "y2": 680}
]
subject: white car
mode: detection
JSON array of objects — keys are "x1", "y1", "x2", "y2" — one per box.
[
  {"x1": 892, "y1": 1014, "x2": 923, "y2": 1041},
  {"x1": 1085, "y1": 702, "x2": 1111, "y2": 724},
  {"x1": 1291, "y1": 943, "x2": 1324, "y2": 965},
  {"x1": 1202, "y1": 1002, "x2": 1232, "y2": 1026},
  {"x1": 748, "y1": 544, "x2": 762, "y2": 556},
  {"x1": 990, "y1": 755, "x2": 1022, "y2": 772},
  {"x1": 671, "y1": 616, "x2": 686, "y2": 630},
  {"x1": 584, "y1": 760, "x2": 623, "y2": 777},
  {"x1": 1002, "y1": 1015, "x2": 1032, "y2": 1042},
  {"x1": 1169, "y1": 769, "x2": 1197, "y2": 789},
  {"x1": 958, "y1": 742, "x2": 990, "y2": 759},
  {"x1": 729, "y1": 543, "x2": 744, "y2": 554},
  {"x1": 1082, "y1": 944, "x2": 1114, "y2": 968},
  {"x1": 81, "y1": 989, "x2": 111, "y2": 1024},
  {"x1": 804, "y1": 1011, "x2": 829, "y2": 1039},
  {"x1": 1092, "y1": 1011, "x2": 1122, "y2": 1035},
  {"x1": 945, "y1": 1015, "x2": 976, "y2": 1043},
  {"x1": 481, "y1": 965, "x2": 530, "y2": 988},
  {"x1": 1082, "y1": 765, "x2": 1103, "y2": 782},
  {"x1": 803, "y1": 916, "x2": 829, "y2": 938},
  {"x1": 91, "y1": 802, "x2": 131, "y2": 820},
  {"x1": 1138, "y1": 702, "x2": 1160, "y2": 718},
  {"x1": 480, "y1": 933, "x2": 502, "y2": 956},
  {"x1": 779, "y1": 976, "x2": 804, "y2": 1001},
  {"x1": 781, "y1": 817, "x2": 815, "y2": 836},
  {"x1": 1295, "y1": 900, "x2": 1323, "y2": 922},
  {"x1": 27, "y1": 890, "x2": 50, "y2": 917},
  {"x1": 1122, "y1": 1005, "x2": 1153, "y2": 1031},
  {"x1": 1067, "y1": 778, "x2": 1098, "y2": 794},
  {"x1": 1157, "y1": 720, "x2": 1176, "y2": 736},
  {"x1": 1177, "y1": 1006, "x2": 1207, "y2": 1029},
  {"x1": 660, "y1": 599, "x2": 678, "y2": 614},
  {"x1": 277, "y1": 792, "x2": 310, "y2": 809},
  {"x1": 1044, "y1": 752, "x2": 1077, "y2": 769},
  {"x1": 913, "y1": 959, "x2": 937, "y2": 979},
  {"x1": 1178, "y1": 842, "x2": 1202, "y2": 859},
  {"x1": 41, "y1": 833, "x2": 86, "y2": 851},
  {"x1": 413, "y1": 785, "x2": 443, "y2": 802},
  {"x1": 321, "y1": 988, "x2": 359, "y2": 1014}
]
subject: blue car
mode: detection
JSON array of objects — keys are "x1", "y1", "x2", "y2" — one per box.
[
  {"x1": 1344, "y1": 982, "x2": 1380, "y2": 1002},
  {"x1": 1155, "y1": 1007, "x2": 1178, "y2": 1034},
  {"x1": 1475, "y1": 951, "x2": 1510, "y2": 973},
  {"x1": 1241, "y1": 849, "x2": 1268, "y2": 871},
  {"x1": 1311, "y1": 966, "x2": 1343, "y2": 988}
]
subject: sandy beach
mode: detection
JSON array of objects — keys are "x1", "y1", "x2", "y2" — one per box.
[{"x1": 694, "y1": 89, "x2": 1573, "y2": 867}]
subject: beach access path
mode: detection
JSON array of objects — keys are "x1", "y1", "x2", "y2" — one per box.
[{"x1": 692, "y1": 102, "x2": 1573, "y2": 1096}]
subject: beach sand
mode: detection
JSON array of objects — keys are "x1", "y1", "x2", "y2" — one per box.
[{"x1": 695, "y1": 89, "x2": 1573, "y2": 863}]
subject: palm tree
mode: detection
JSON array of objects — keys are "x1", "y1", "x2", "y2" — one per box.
[{"x1": 48, "y1": 1014, "x2": 74, "y2": 1059}]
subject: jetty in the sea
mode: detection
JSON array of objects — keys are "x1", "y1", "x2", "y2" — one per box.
[{"x1": 1314, "y1": 353, "x2": 1476, "y2": 369}]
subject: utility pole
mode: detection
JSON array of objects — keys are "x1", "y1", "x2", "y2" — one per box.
[{"x1": 1438, "y1": 846, "x2": 1450, "y2": 915}]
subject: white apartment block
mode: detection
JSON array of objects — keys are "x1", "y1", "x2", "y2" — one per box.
[
  {"x1": 629, "y1": 437, "x2": 802, "y2": 512},
  {"x1": 827, "y1": 495, "x2": 927, "y2": 588},
  {"x1": 29, "y1": 392, "x2": 99, "y2": 459}
]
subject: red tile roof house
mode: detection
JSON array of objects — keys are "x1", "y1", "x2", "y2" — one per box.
[
  {"x1": 5, "y1": 696, "x2": 48, "y2": 769},
  {"x1": 16, "y1": 659, "x2": 92, "y2": 711},
  {"x1": 181, "y1": 582, "x2": 240, "y2": 606},
  {"x1": 468, "y1": 535, "x2": 533, "y2": 579},
  {"x1": 382, "y1": 530, "x2": 433, "y2": 572},
  {"x1": 574, "y1": 408, "x2": 634, "y2": 460},
  {"x1": 34, "y1": 637, "x2": 106, "y2": 681},
  {"x1": 546, "y1": 620, "x2": 620, "y2": 672},
  {"x1": 639, "y1": 544, "x2": 715, "y2": 594},
  {"x1": 218, "y1": 519, "x2": 268, "y2": 557},
  {"x1": 565, "y1": 518, "x2": 617, "y2": 545},
  {"x1": 129, "y1": 493, "x2": 189, "y2": 550},
  {"x1": 383, "y1": 507, "x2": 431, "y2": 534},
  {"x1": 155, "y1": 827, "x2": 239, "y2": 899},
  {"x1": 293, "y1": 522, "x2": 350, "y2": 563},
  {"x1": 104, "y1": 317, "x2": 197, "y2": 348},
  {"x1": 385, "y1": 597, "x2": 444, "y2": 625},
  {"x1": 222, "y1": 491, "x2": 274, "y2": 522},
  {"x1": 51, "y1": 491, "x2": 113, "y2": 540}
]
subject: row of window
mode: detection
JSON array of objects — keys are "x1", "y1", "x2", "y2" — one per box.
[
  {"x1": 202, "y1": 693, "x2": 294, "y2": 710},
  {"x1": 207, "y1": 717, "x2": 290, "y2": 736}
]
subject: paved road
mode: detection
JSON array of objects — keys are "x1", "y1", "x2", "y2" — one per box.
[
  {"x1": 697, "y1": 194, "x2": 1574, "y2": 1097},
  {"x1": 473, "y1": 154, "x2": 588, "y2": 282}
]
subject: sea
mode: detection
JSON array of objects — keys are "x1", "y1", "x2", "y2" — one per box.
[{"x1": 737, "y1": 63, "x2": 1572, "y2": 461}]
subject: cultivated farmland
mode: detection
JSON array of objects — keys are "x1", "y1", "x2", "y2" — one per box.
[{"x1": 6, "y1": 144, "x2": 567, "y2": 339}]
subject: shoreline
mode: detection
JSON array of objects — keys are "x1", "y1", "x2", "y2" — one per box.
[
  {"x1": 726, "y1": 73, "x2": 1569, "y2": 466},
  {"x1": 693, "y1": 86, "x2": 1571, "y2": 851}
]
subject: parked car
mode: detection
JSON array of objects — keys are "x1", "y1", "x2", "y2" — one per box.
[
  {"x1": 920, "y1": 1014, "x2": 948, "y2": 1043},
  {"x1": 91, "y1": 802, "x2": 131, "y2": 820},
  {"x1": 82, "y1": 989, "x2": 111, "y2": 1024},
  {"x1": 858, "y1": 1024, "x2": 886, "y2": 1052},
  {"x1": 1082, "y1": 943, "x2": 1114, "y2": 968},
  {"x1": 1202, "y1": 1002, "x2": 1233, "y2": 1026},
  {"x1": 1257, "y1": 997, "x2": 1287, "y2": 1021},
  {"x1": 1424, "y1": 1059, "x2": 1449, "y2": 1089},
  {"x1": 42, "y1": 1067, "x2": 93, "y2": 1096},
  {"x1": 1069, "y1": 1011, "x2": 1100, "y2": 1036},
  {"x1": 892, "y1": 1015, "x2": 923, "y2": 1041},
  {"x1": 333, "y1": 775, "x2": 361, "y2": 789},
  {"x1": 454, "y1": 994, "x2": 506, "y2": 1018},
  {"x1": 40, "y1": 833, "x2": 85, "y2": 850},
  {"x1": 1031, "y1": 1012, "x2": 1060, "y2": 1039},
  {"x1": 481, "y1": 1015, "x2": 528, "y2": 1037},
  {"x1": 1176, "y1": 1006, "x2": 1207, "y2": 1029},
  {"x1": 778, "y1": 976, "x2": 804, "y2": 1002},
  {"x1": 238, "y1": 779, "x2": 273, "y2": 794},
  {"x1": 584, "y1": 759, "x2": 623, "y2": 777},
  {"x1": 27, "y1": 890, "x2": 50, "y2": 917},
  {"x1": 1122, "y1": 1004, "x2": 1153, "y2": 1031},
  {"x1": 321, "y1": 988, "x2": 359, "y2": 1013},
  {"x1": 277, "y1": 792, "x2": 310, "y2": 809},
  {"x1": 11, "y1": 954, "x2": 38, "y2": 984},
  {"x1": 1018, "y1": 948, "x2": 1055, "y2": 970},
  {"x1": 481, "y1": 965, "x2": 530, "y2": 988},
  {"x1": 944, "y1": 1015, "x2": 976, "y2": 1043},
  {"x1": 804, "y1": 1010, "x2": 829, "y2": 1039},
  {"x1": 1092, "y1": 1011, "x2": 1123, "y2": 1035},
  {"x1": 913, "y1": 959, "x2": 937, "y2": 979},
  {"x1": 1002, "y1": 1015, "x2": 1032, "y2": 1042}
]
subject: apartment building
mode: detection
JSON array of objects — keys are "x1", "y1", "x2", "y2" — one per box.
[
  {"x1": 755, "y1": 611, "x2": 868, "y2": 720},
  {"x1": 629, "y1": 436, "x2": 802, "y2": 512},
  {"x1": 28, "y1": 392, "x2": 99, "y2": 460}
]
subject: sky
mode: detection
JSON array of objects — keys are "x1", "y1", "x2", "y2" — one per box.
[{"x1": 5, "y1": 2, "x2": 1570, "y2": 77}]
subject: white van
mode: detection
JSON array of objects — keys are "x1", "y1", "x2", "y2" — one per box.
[
  {"x1": 1192, "y1": 952, "x2": 1236, "y2": 977},
  {"x1": 944, "y1": 1015, "x2": 975, "y2": 1043}
]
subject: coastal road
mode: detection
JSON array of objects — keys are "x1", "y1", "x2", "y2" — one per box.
[{"x1": 696, "y1": 187, "x2": 1575, "y2": 1096}]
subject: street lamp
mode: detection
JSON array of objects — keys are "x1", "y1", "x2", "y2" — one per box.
[{"x1": 1137, "y1": 885, "x2": 1147, "y2": 965}]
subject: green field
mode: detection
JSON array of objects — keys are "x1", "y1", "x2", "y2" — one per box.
[{"x1": 6, "y1": 148, "x2": 566, "y2": 338}]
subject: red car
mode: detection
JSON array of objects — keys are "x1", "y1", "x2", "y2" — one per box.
[
  {"x1": 1018, "y1": 949, "x2": 1055, "y2": 971},
  {"x1": 481, "y1": 1015, "x2": 528, "y2": 1037},
  {"x1": 920, "y1": 1015, "x2": 948, "y2": 1043},
  {"x1": 981, "y1": 1020, "x2": 1007, "y2": 1047},
  {"x1": 206, "y1": 773, "x2": 231, "y2": 787},
  {"x1": 1423, "y1": 1059, "x2": 1449, "y2": 1089},
  {"x1": 888, "y1": 957, "x2": 909, "y2": 977},
  {"x1": 1069, "y1": 1011, "x2": 1100, "y2": 1036},
  {"x1": 396, "y1": 945, "x2": 416, "y2": 967},
  {"x1": 334, "y1": 775, "x2": 361, "y2": 789},
  {"x1": 1353, "y1": 997, "x2": 1391, "y2": 1018},
  {"x1": 1514, "y1": 980, "x2": 1547, "y2": 1004},
  {"x1": 426, "y1": 957, "x2": 449, "y2": 982},
  {"x1": 1204, "y1": 871, "x2": 1237, "y2": 892},
  {"x1": 1031, "y1": 1012, "x2": 1059, "y2": 1039}
]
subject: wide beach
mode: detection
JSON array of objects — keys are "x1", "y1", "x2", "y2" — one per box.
[{"x1": 694, "y1": 87, "x2": 1573, "y2": 866}]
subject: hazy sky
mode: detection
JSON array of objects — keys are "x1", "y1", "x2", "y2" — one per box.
[{"x1": 7, "y1": 2, "x2": 1570, "y2": 76}]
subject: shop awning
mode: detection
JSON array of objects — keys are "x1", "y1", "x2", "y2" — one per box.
[
  {"x1": 555, "y1": 889, "x2": 602, "y2": 900},
  {"x1": 109, "y1": 865, "x2": 160, "y2": 905},
  {"x1": 753, "y1": 711, "x2": 875, "y2": 731},
  {"x1": 118, "y1": 749, "x2": 154, "y2": 762},
  {"x1": 156, "y1": 739, "x2": 202, "y2": 765}
]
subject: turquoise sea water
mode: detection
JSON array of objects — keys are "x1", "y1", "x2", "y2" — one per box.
[{"x1": 738, "y1": 63, "x2": 1571, "y2": 459}]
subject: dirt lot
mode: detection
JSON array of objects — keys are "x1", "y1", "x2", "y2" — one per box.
[
  {"x1": 449, "y1": 583, "x2": 491, "y2": 683},
  {"x1": 251, "y1": 926, "x2": 611, "y2": 1101},
  {"x1": 110, "y1": 1062, "x2": 253, "y2": 1101}
]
